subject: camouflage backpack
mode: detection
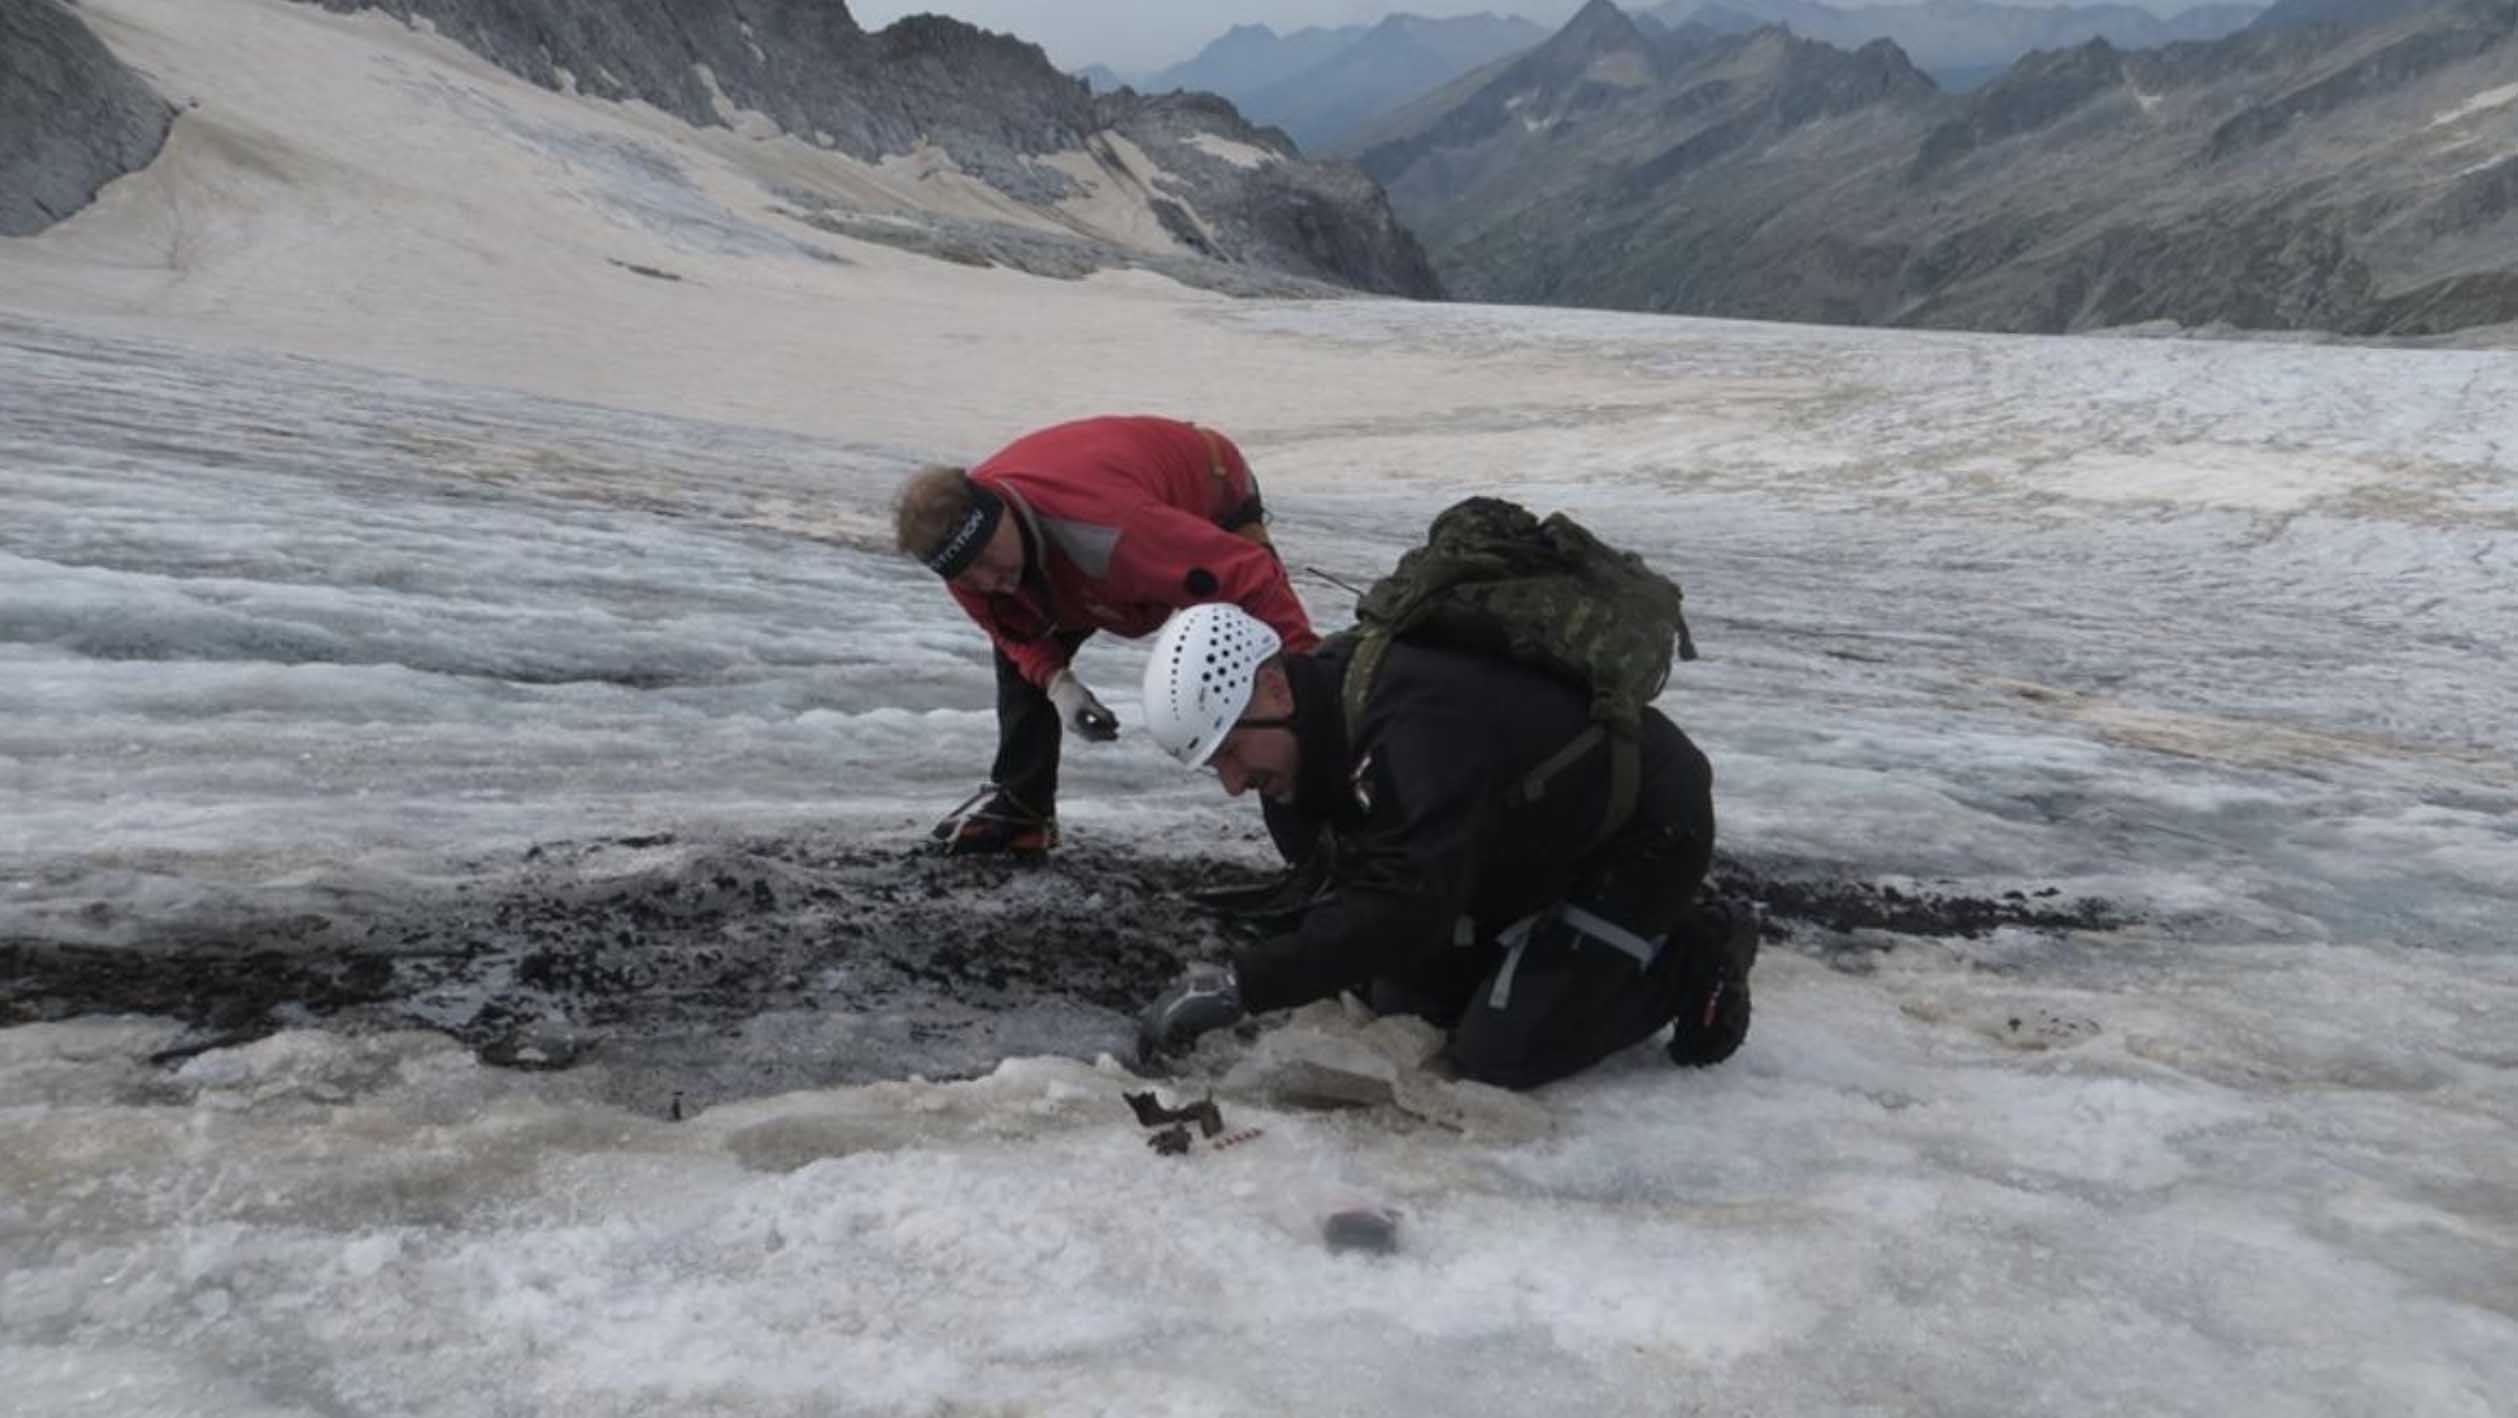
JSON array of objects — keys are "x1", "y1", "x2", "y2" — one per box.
[{"x1": 1340, "y1": 496, "x2": 1698, "y2": 844}]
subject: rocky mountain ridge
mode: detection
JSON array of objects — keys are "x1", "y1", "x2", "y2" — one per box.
[
  {"x1": 1647, "y1": 0, "x2": 2265, "y2": 89},
  {"x1": 7, "y1": 0, "x2": 1438, "y2": 297},
  {"x1": 1359, "y1": 0, "x2": 2518, "y2": 335},
  {"x1": 293, "y1": 0, "x2": 1438, "y2": 296},
  {"x1": 1130, "y1": 12, "x2": 1550, "y2": 153}
]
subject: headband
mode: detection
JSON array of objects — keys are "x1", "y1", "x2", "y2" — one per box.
[{"x1": 922, "y1": 483, "x2": 1005, "y2": 579}]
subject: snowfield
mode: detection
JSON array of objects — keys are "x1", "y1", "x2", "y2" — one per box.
[{"x1": 4, "y1": 2, "x2": 2515, "y2": 1415}]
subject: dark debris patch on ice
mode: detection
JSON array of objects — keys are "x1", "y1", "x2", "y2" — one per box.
[
  {"x1": 1, "y1": 835, "x2": 1248, "y2": 1112},
  {"x1": 1712, "y1": 862, "x2": 2127, "y2": 952},
  {"x1": 1, "y1": 838, "x2": 2125, "y2": 1112}
]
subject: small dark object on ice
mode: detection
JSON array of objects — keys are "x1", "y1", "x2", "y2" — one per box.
[
  {"x1": 1322, "y1": 1208, "x2": 1401, "y2": 1255},
  {"x1": 147, "y1": 1028, "x2": 268, "y2": 1067},
  {"x1": 1130, "y1": 1090, "x2": 1246, "y2": 1158},
  {"x1": 1123, "y1": 1089, "x2": 1224, "y2": 1137},
  {"x1": 606, "y1": 259, "x2": 683, "y2": 283},
  {"x1": 478, "y1": 1028, "x2": 580, "y2": 1071}
]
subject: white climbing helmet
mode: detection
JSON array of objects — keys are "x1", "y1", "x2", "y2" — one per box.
[{"x1": 1142, "y1": 603, "x2": 1282, "y2": 769}]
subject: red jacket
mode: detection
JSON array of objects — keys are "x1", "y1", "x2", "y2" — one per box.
[{"x1": 951, "y1": 417, "x2": 1318, "y2": 687}]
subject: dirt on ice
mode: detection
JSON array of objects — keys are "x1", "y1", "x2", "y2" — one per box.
[{"x1": 1, "y1": 834, "x2": 2122, "y2": 1113}]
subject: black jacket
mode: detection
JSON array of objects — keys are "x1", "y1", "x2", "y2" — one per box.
[{"x1": 1232, "y1": 636, "x2": 1715, "y2": 1014}]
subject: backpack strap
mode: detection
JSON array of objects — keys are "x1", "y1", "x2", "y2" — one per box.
[
  {"x1": 1512, "y1": 722, "x2": 1639, "y2": 850},
  {"x1": 1599, "y1": 728, "x2": 1640, "y2": 848},
  {"x1": 1517, "y1": 723, "x2": 1604, "y2": 802},
  {"x1": 1339, "y1": 627, "x2": 1392, "y2": 748}
]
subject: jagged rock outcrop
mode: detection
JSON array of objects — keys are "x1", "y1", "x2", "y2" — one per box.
[
  {"x1": 1362, "y1": 0, "x2": 2518, "y2": 335},
  {"x1": 1, "y1": 0, "x2": 177, "y2": 235},
  {"x1": 296, "y1": 0, "x2": 1437, "y2": 296},
  {"x1": 1106, "y1": 93, "x2": 1441, "y2": 297}
]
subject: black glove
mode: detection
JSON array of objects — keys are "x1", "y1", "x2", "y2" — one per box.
[
  {"x1": 1138, "y1": 964, "x2": 1245, "y2": 1060},
  {"x1": 1047, "y1": 670, "x2": 1120, "y2": 743}
]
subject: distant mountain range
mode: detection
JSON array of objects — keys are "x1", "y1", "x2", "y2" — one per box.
[
  {"x1": 1141, "y1": 22, "x2": 1374, "y2": 100},
  {"x1": 1102, "y1": 1, "x2": 2262, "y2": 156},
  {"x1": 1073, "y1": 62, "x2": 1131, "y2": 94},
  {"x1": 1119, "y1": 13, "x2": 1549, "y2": 153},
  {"x1": 1644, "y1": 0, "x2": 2265, "y2": 89},
  {"x1": 1354, "y1": 0, "x2": 2518, "y2": 335}
]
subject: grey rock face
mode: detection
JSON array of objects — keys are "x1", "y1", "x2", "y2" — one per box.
[
  {"x1": 1915, "y1": 37, "x2": 2128, "y2": 173},
  {"x1": 300, "y1": 0, "x2": 1094, "y2": 201},
  {"x1": 1359, "y1": 0, "x2": 1670, "y2": 182},
  {"x1": 1364, "y1": 23, "x2": 1943, "y2": 313},
  {"x1": 1365, "y1": 0, "x2": 2518, "y2": 336},
  {"x1": 775, "y1": 192, "x2": 1363, "y2": 299},
  {"x1": 0, "y1": 0, "x2": 177, "y2": 236},
  {"x1": 1101, "y1": 91, "x2": 1441, "y2": 297},
  {"x1": 2204, "y1": 8, "x2": 2498, "y2": 157},
  {"x1": 295, "y1": 0, "x2": 1435, "y2": 296}
]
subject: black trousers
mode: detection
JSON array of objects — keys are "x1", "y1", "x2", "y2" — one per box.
[
  {"x1": 989, "y1": 630, "x2": 1092, "y2": 816},
  {"x1": 1427, "y1": 740, "x2": 1727, "y2": 1090}
]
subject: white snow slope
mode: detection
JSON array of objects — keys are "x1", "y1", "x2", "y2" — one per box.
[{"x1": 3, "y1": 2, "x2": 2516, "y2": 1415}]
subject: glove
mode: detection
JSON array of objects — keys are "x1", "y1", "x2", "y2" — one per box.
[
  {"x1": 1138, "y1": 964, "x2": 1245, "y2": 1060},
  {"x1": 1047, "y1": 669, "x2": 1119, "y2": 742}
]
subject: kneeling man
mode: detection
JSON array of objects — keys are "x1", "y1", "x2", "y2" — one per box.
[{"x1": 1135, "y1": 604, "x2": 1755, "y2": 1089}]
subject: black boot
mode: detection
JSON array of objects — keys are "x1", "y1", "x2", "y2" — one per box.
[
  {"x1": 930, "y1": 785, "x2": 1059, "y2": 859},
  {"x1": 1668, "y1": 896, "x2": 1759, "y2": 1067}
]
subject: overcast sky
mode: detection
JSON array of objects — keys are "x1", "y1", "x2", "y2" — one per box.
[{"x1": 846, "y1": 2, "x2": 1593, "y2": 74}]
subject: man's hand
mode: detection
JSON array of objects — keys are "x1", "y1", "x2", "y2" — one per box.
[
  {"x1": 1047, "y1": 669, "x2": 1120, "y2": 741},
  {"x1": 1138, "y1": 964, "x2": 1245, "y2": 1061}
]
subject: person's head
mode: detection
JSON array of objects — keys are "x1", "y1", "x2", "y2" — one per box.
[
  {"x1": 1143, "y1": 605, "x2": 1300, "y2": 800},
  {"x1": 895, "y1": 464, "x2": 1025, "y2": 595},
  {"x1": 1211, "y1": 657, "x2": 1300, "y2": 800}
]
